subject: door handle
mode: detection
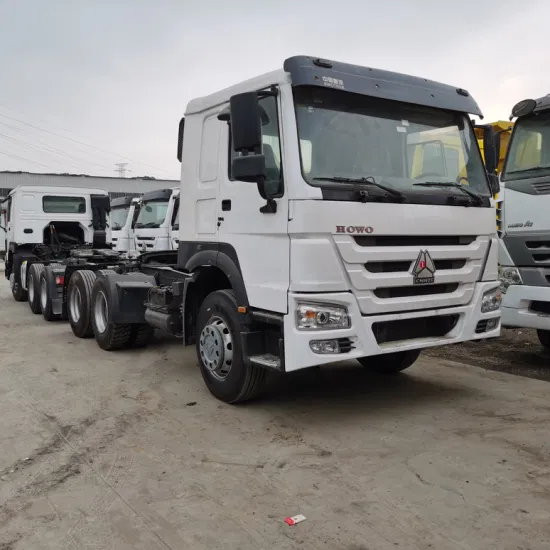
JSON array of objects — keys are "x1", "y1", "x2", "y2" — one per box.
[{"x1": 221, "y1": 199, "x2": 231, "y2": 211}]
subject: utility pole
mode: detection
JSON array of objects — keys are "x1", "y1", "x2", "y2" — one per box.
[{"x1": 114, "y1": 163, "x2": 131, "y2": 178}]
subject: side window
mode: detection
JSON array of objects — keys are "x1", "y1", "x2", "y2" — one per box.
[
  {"x1": 228, "y1": 94, "x2": 283, "y2": 196},
  {"x1": 200, "y1": 116, "x2": 220, "y2": 182},
  {"x1": 171, "y1": 197, "x2": 179, "y2": 229}
]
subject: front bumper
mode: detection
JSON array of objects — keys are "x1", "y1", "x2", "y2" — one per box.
[
  {"x1": 501, "y1": 284, "x2": 550, "y2": 330},
  {"x1": 283, "y1": 281, "x2": 501, "y2": 371}
]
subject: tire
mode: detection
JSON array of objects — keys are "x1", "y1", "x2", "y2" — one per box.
[
  {"x1": 129, "y1": 324, "x2": 155, "y2": 348},
  {"x1": 357, "y1": 349, "x2": 421, "y2": 374},
  {"x1": 67, "y1": 270, "x2": 97, "y2": 338},
  {"x1": 537, "y1": 329, "x2": 550, "y2": 350},
  {"x1": 40, "y1": 265, "x2": 63, "y2": 321},
  {"x1": 196, "y1": 289, "x2": 267, "y2": 404},
  {"x1": 90, "y1": 275, "x2": 132, "y2": 350},
  {"x1": 10, "y1": 254, "x2": 27, "y2": 302},
  {"x1": 27, "y1": 263, "x2": 44, "y2": 313}
]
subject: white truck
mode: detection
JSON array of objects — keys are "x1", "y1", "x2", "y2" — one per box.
[
  {"x1": 1, "y1": 185, "x2": 112, "y2": 311},
  {"x1": 134, "y1": 187, "x2": 179, "y2": 252},
  {"x1": 110, "y1": 196, "x2": 141, "y2": 253},
  {"x1": 495, "y1": 96, "x2": 550, "y2": 348},
  {"x1": 36, "y1": 56, "x2": 501, "y2": 404}
]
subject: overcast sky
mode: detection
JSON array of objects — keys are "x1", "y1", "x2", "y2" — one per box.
[{"x1": 0, "y1": 0, "x2": 547, "y2": 180}]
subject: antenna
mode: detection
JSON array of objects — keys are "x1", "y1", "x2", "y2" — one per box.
[{"x1": 114, "y1": 162, "x2": 131, "y2": 178}]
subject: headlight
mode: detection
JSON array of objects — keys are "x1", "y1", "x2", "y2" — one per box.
[
  {"x1": 481, "y1": 288, "x2": 502, "y2": 313},
  {"x1": 498, "y1": 266, "x2": 522, "y2": 294},
  {"x1": 296, "y1": 303, "x2": 350, "y2": 330}
]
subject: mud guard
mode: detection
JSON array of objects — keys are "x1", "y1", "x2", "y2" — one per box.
[
  {"x1": 44, "y1": 265, "x2": 67, "y2": 317},
  {"x1": 96, "y1": 271, "x2": 156, "y2": 324}
]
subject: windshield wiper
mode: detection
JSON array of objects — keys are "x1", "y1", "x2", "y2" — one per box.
[
  {"x1": 313, "y1": 176, "x2": 406, "y2": 201},
  {"x1": 135, "y1": 222, "x2": 160, "y2": 228},
  {"x1": 412, "y1": 181, "x2": 483, "y2": 205}
]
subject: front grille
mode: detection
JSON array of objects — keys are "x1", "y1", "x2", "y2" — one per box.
[
  {"x1": 373, "y1": 283, "x2": 458, "y2": 299},
  {"x1": 530, "y1": 301, "x2": 550, "y2": 315},
  {"x1": 532, "y1": 182, "x2": 550, "y2": 195},
  {"x1": 365, "y1": 259, "x2": 466, "y2": 273},
  {"x1": 372, "y1": 314, "x2": 459, "y2": 344},
  {"x1": 354, "y1": 235, "x2": 476, "y2": 247}
]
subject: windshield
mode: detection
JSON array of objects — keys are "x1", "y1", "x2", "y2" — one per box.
[
  {"x1": 134, "y1": 199, "x2": 168, "y2": 228},
  {"x1": 110, "y1": 205, "x2": 130, "y2": 230},
  {"x1": 503, "y1": 112, "x2": 550, "y2": 180},
  {"x1": 293, "y1": 86, "x2": 490, "y2": 198}
]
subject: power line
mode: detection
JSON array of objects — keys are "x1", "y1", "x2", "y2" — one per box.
[
  {"x1": 0, "y1": 110, "x2": 172, "y2": 176},
  {"x1": 0, "y1": 129, "x2": 118, "y2": 173},
  {"x1": 0, "y1": 149, "x2": 54, "y2": 169}
]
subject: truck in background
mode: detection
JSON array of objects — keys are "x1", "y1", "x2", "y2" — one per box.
[
  {"x1": 110, "y1": 196, "x2": 141, "y2": 254},
  {"x1": 494, "y1": 96, "x2": 550, "y2": 348},
  {"x1": 20, "y1": 56, "x2": 501, "y2": 404},
  {"x1": 134, "y1": 187, "x2": 179, "y2": 252},
  {"x1": 1, "y1": 185, "x2": 111, "y2": 307}
]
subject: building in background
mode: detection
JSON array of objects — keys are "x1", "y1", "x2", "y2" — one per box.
[{"x1": 0, "y1": 171, "x2": 179, "y2": 199}]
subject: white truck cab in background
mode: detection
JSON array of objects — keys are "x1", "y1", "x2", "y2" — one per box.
[
  {"x1": 110, "y1": 196, "x2": 141, "y2": 253},
  {"x1": 496, "y1": 96, "x2": 550, "y2": 349},
  {"x1": 134, "y1": 187, "x2": 179, "y2": 252},
  {"x1": 2, "y1": 185, "x2": 111, "y2": 301}
]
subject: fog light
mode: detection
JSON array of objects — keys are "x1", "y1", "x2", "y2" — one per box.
[
  {"x1": 310, "y1": 339, "x2": 341, "y2": 354},
  {"x1": 481, "y1": 288, "x2": 502, "y2": 313},
  {"x1": 486, "y1": 317, "x2": 500, "y2": 331}
]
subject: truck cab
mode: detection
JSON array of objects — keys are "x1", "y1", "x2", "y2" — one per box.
[
  {"x1": 134, "y1": 187, "x2": 179, "y2": 252},
  {"x1": 67, "y1": 56, "x2": 501, "y2": 404},
  {"x1": 110, "y1": 196, "x2": 141, "y2": 253},
  {"x1": 496, "y1": 96, "x2": 550, "y2": 347},
  {"x1": 2, "y1": 185, "x2": 110, "y2": 301}
]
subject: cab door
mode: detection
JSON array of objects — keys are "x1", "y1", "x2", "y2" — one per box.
[{"x1": 217, "y1": 90, "x2": 289, "y2": 313}]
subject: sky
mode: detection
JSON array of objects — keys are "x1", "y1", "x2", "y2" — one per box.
[{"x1": 0, "y1": 0, "x2": 548, "y2": 180}]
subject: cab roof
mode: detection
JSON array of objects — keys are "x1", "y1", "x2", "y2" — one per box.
[{"x1": 185, "y1": 55, "x2": 483, "y2": 117}]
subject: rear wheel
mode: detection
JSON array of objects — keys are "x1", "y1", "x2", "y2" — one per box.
[
  {"x1": 10, "y1": 254, "x2": 27, "y2": 302},
  {"x1": 129, "y1": 324, "x2": 155, "y2": 348},
  {"x1": 357, "y1": 349, "x2": 421, "y2": 374},
  {"x1": 196, "y1": 289, "x2": 267, "y2": 404},
  {"x1": 27, "y1": 263, "x2": 45, "y2": 313},
  {"x1": 537, "y1": 329, "x2": 550, "y2": 350},
  {"x1": 91, "y1": 275, "x2": 132, "y2": 350},
  {"x1": 40, "y1": 265, "x2": 62, "y2": 322},
  {"x1": 68, "y1": 270, "x2": 97, "y2": 338}
]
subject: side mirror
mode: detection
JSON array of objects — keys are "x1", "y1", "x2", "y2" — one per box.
[
  {"x1": 488, "y1": 173, "x2": 500, "y2": 197},
  {"x1": 229, "y1": 92, "x2": 262, "y2": 152},
  {"x1": 232, "y1": 155, "x2": 267, "y2": 187},
  {"x1": 481, "y1": 125, "x2": 498, "y2": 176}
]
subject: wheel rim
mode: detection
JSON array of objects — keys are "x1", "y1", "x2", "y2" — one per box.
[
  {"x1": 199, "y1": 316, "x2": 233, "y2": 381},
  {"x1": 94, "y1": 290, "x2": 108, "y2": 334},
  {"x1": 69, "y1": 285, "x2": 81, "y2": 322},
  {"x1": 28, "y1": 276, "x2": 34, "y2": 302},
  {"x1": 9, "y1": 273, "x2": 14, "y2": 290},
  {"x1": 40, "y1": 279, "x2": 47, "y2": 310}
]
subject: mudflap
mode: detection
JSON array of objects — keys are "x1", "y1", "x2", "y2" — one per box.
[
  {"x1": 44, "y1": 265, "x2": 67, "y2": 317},
  {"x1": 97, "y1": 271, "x2": 157, "y2": 324}
]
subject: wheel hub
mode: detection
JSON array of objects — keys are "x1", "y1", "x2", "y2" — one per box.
[{"x1": 199, "y1": 317, "x2": 233, "y2": 380}]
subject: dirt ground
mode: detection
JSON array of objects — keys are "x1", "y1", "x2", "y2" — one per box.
[
  {"x1": 1, "y1": 272, "x2": 550, "y2": 550},
  {"x1": 426, "y1": 328, "x2": 550, "y2": 382}
]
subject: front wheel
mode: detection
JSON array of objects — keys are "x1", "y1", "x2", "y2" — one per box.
[
  {"x1": 357, "y1": 349, "x2": 421, "y2": 374},
  {"x1": 537, "y1": 329, "x2": 550, "y2": 350},
  {"x1": 196, "y1": 289, "x2": 267, "y2": 404}
]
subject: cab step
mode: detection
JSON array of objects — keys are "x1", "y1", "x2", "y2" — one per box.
[{"x1": 249, "y1": 354, "x2": 282, "y2": 371}]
